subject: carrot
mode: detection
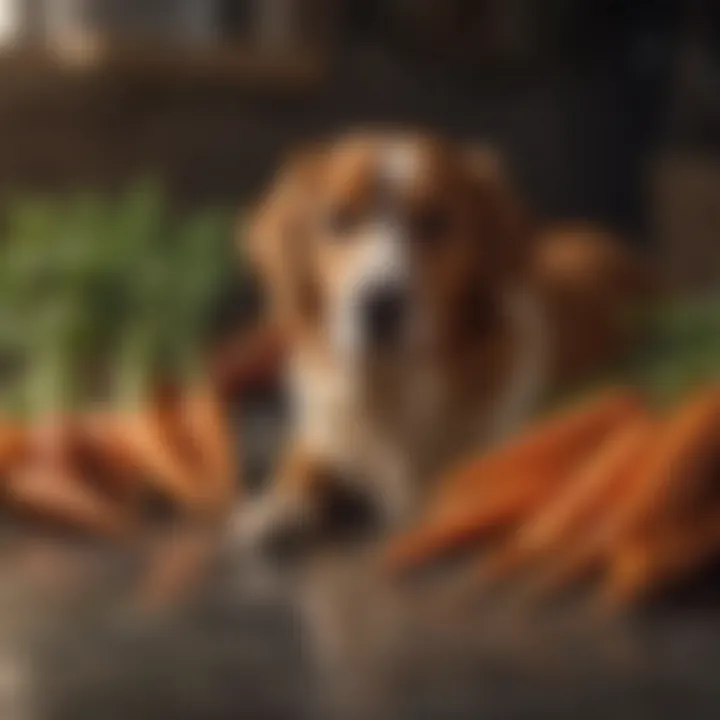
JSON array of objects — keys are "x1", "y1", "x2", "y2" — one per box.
[
  {"x1": 531, "y1": 394, "x2": 720, "y2": 599},
  {"x1": 385, "y1": 472, "x2": 553, "y2": 573},
  {"x1": 179, "y1": 380, "x2": 238, "y2": 512},
  {"x1": 3, "y1": 418, "x2": 128, "y2": 538},
  {"x1": 118, "y1": 405, "x2": 202, "y2": 510},
  {"x1": 603, "y1": 386, "x2": 720, "y2": 540},
  {"x1": 0, "y1": 421, "x2": 29, "y2": 475},
  {"x1": 385, "y1": 389, "x2": 644, "y2": 574},
  {"x1": 85, "y1": 401, "x2": 202, "y2": 512},
  {"x1": 5, "y1": 464, "x2": 127, "y2": 538},
  {"x1": 431, "y1": 388, "x2": 645, "y2": 518},
  {"x1": 528, "y1": 435, "x2": 660, "y2": 599},
  {"x1": 211, "y1": 321, "x2": 286, "y2": 399},
  {"x1": 483, "y1": 414, "x2": 655, "y2": 583},
  {"x1": 605, "y1": 511, "x2": 720, "y2": 606},
  {"x1": 76, "y1": 410, "x2": 144, "y2": 502}
]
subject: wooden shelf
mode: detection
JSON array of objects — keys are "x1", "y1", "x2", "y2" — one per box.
[{"x1": 0, "y1": 40, "x2": 328, "y2": 91}]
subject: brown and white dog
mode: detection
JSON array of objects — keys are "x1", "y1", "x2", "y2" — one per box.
[{"x1": 235, "y1": 130, "x2": 651, "y2": 548}]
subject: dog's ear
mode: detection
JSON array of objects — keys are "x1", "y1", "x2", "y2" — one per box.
[
  {"x1": 463, "y1": 143, "x2": 535, "y2": 284},
  {"x1": 243, "y1": 146, "x2": 326, "y2": 331}
]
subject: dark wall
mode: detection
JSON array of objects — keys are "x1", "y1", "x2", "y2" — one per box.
[{"x1": 0, "y1": 0, "x2": 703, "y2": 245}]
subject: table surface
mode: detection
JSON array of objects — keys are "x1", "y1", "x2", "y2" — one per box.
[{"x1": 0, "y1": 400, "x2": 719, "y2": 720}]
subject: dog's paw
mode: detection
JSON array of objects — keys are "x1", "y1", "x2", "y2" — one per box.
[{"x1": 226, "y1": 491, "x2": 318, "y2": 558}]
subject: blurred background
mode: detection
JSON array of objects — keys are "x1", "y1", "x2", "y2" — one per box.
[
  {"x1": 0, "y1": 3, "x2": 717, "y2": 720},
  {"x1": 0, "y1": 0, "x2": 717, "y2": 287}
]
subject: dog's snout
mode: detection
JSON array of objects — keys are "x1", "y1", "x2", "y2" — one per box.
[{"x1": 362, "y1": 285, "x2": 407, "y2": 346}]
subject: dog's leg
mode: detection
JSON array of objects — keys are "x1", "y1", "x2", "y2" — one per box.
[
  {"x1": 365, "y1": 443, "x2": 418, "y2": 532},
  {"x1": 229, "y1": 440, "x2": 329, "y2": 552}
]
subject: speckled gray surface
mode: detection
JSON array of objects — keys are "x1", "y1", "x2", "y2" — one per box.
[{"x1": 0, "y1": 398, "x2": 719, "y2": 720}]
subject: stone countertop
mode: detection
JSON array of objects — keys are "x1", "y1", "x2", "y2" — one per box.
[{"x1": 0, "y1": 400, "x2": 718, "y2": 720}]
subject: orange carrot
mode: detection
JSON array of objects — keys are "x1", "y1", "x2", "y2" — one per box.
[
  {"x1": 76, "y1": 411, "x2": 144, "y2": 502},
  {"x1": 528, "y1": 444, "x2": 659, "y2": 600},
  {"x1": 385, "y1": 389, "x2": 644, "y2": 574},
  {"x1": 211, "y1": 321, "x2": 286, "y2": 399},
  {"x1": 532, "y1": 393, "x2": 720, "y2": 599},
  {"x1": 431, "y1": 389, "x2": 645, "y2": 518},
  {"x1": 604, "y1": 387, "x2": 720, "y2": 540},
  {"x1": 179, "y1": 380, "x2": 238, "y2": 512},
  {"x1": 0, "y1": 421, "x2": 29, "y2": 475},
  {"x1": 121, "y1": 406, "x2": 202, "y2": 509},
  {"x1": 483, "y1": 414, "x2": 656, "y2": 583},
  {"x1": 4, "y1": 419, "x2": 127, "y2": 538},
  {"x1": 85, "y1": 403, "x2": 202, "y2": 512},
  {"x1": 605, "y1": 511, "x2": 720, "y2": 606},
  {"x1": 385, "y1": 473, "x2": 553, "y2": 573},
  {"x1": 5, "y1": 464, "x2": 127, "y2": 538}
]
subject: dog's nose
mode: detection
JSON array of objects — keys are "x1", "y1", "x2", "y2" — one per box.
[{"x1": 361, "y1": 285, "x2": 407, "y2": 346}]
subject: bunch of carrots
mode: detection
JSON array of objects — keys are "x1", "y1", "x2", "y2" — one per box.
[
  {"x1": 0, "y1": 184, "x2": 283, "y2": 538},
  {"x1": 384, "y1": 384, "x2": 720, "y2": 606}
]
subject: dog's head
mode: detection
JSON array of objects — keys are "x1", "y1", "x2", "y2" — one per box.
[{"x1": 247, "y1": 131, "x2": 531, "y2": 367}]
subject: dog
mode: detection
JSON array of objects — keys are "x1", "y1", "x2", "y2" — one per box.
[{"x1": 234, "y1": 129, "x2": 652, "y2": 549}]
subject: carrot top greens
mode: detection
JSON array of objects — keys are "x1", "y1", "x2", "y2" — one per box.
[
  {"x1": 548, "y1": 295, "x2": 720, "y2": 413},
  {"x1": 0, "y1": 185, "x2": 716, "y2": 420},
  {"x1": 0, "y1": 182, "x2": 243, "y2": 418}
]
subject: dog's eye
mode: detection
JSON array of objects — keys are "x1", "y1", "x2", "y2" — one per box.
[
  {"x1": 324, "y1": 204, "x2": 358, "y2": 238},
  {"x1": 413, "y1": 206, "x2": 451, "y2": 246}
]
